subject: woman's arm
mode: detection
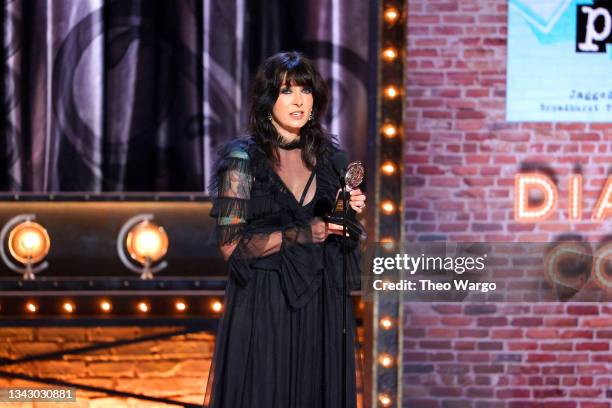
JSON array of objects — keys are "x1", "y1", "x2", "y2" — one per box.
[
  {"x1": 219, "y1": 216, "x2": 333, "y2": 261},
  {"x1": 218, "y1": 231, "x2": 282, "y2": 261}
]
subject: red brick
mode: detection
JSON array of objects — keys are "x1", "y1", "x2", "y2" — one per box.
[
  {"x1": 567, "y1": 305, "x2": 599, "y2": 315},
  {"x1": 576, "y1": 342, "x2": 609, "y2": 351}
]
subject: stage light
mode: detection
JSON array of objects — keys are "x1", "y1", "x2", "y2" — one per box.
[
  {"x1": 100, "y1": 301, "x2": 112, "y2": 312},
  {"x1": 378, "y1": 393, "x2": 393, "y2": 407},
  {"x1": 382, "y1": 47, "x2": 397, "y2": 61},
  {"x1": 63, "y1": 302, "x2": 75, "y2": 313},
  {"x1": 380, "y1": 317, "x2": 393, "y2": 330},
  {"x1": 118, "y1": 214, "x2": 170, "y2": 280},
  {"x1": 127, "y1": 220, "x2": 169, "y2": 264},
  {"x1": 381, "y1": 161, "x2": 396, "y2": 175},
  {"x1": 137, "y1": 302, "x2": 149, "y2": 313},
  {"x1": 211, "y1": 301, "x2": 223, "y2": 313},
  {"x1": 379, "y1": 353, "x2": 394, "y2": 368},
  {"x1": 381, "y1": 200, "x2": 396, "y2": 215},
  {"x1": 1, "y1": 216, "x2": 52, "y2": 280},
  {"x1": 175, "y1": 301, "x2": 187, "y2": 312},
  {"x1": 384, "y1": 7, "x2": 399, "y2": 23},
  {"x1": 384, "y1": 86, "x2": 399, "y2": 99},
  {"x1": 26, "y1": 302, "x2": 38, "y2": 313},
  {"x1": 8, "y1": 221, "x2": 50, "y2": 264},
  {"x1": 382, "y1": 124, "x2": 397, "y2": 138}
]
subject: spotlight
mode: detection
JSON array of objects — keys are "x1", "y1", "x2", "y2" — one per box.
[
  {"x1": 384, "y1": 7, "x2": 399, "y2": 23},
  {"x1": 118, "y1": 214, "x2": 169, "y2": 279},
  {"x1": 63, "y1": 302, "x2": 75, "y2": 314},
  {"x1": 380, "y1": 317, "x2": 393, "y2": 330},
  {"x1": 384, "y1": 86, "x2": 399, "y2": 99},
  {"x1": 382, "y1": 124, "x2": 398, "y2": 138},
  {"x1": 378, "y1": 393, "x2": 393, "y2": 407},
  {"x1": 127, "y1": 220, "x2": 168, "y2": 264},
  {"x1": 382, "y1": 47, "x2": 397, "y2": 61},
  {"x1": 211, "y1": 301, "x2": 223, "y2": 313},
  {"x1": 175, "y1": 301, "x2": 187, "y2": 312},
  {"x1": 1, "y1": 215, "x2": 51, "y2": 280},
  {"x1": 100, "y1": 301, "x2": 112, "y2": 313},
  {"x1": 381, "y1": 161, "x2": 396, "y2": 175},
  {"x1": 137, "y1": 302, "x2": 149, "y2": 313},
  {"x1": 26, "y1": 302, "x2": 38, "y2": 313},
  {"x1": 381, "y1": 200, "x2": 396, "y2": 215}
]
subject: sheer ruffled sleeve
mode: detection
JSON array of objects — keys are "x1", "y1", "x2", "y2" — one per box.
[{"x1": 209, "y1": 141, "x2": 252, "y2": 247}]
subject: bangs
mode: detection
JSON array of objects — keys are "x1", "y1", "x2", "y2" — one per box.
[{"x1": 279, "y1": 66, "x2": 315, "y2": 89}]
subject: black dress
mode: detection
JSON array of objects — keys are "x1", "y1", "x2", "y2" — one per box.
[{"x1": 204, "y1": 135, "x2": 362, "y2": 408}]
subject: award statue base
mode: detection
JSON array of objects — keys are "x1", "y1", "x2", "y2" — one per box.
[{"x1": 325, "y1": 190, "x2": 366, "y2": 240}]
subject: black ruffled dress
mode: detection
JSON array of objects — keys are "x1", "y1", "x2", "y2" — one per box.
[{"x1": 203, "y1": 135, "x2": 362, "y2": 408}]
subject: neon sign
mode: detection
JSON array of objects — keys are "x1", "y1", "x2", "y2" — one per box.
[{"x1": 515, "y1": 173, "x2": 612, "y2": 222}]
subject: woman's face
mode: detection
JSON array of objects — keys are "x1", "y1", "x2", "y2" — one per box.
[{"x1": 271, "y1": 79, "x2": 314, "y2": 138}]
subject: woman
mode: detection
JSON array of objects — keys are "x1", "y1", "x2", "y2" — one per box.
[{"x1": 204, "y1": 51, "x2": 366, "y2": 408}]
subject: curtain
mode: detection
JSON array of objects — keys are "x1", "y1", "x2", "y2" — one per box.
[{"x1": 1, "y1": 0, "x2": 371, "y2": 193}]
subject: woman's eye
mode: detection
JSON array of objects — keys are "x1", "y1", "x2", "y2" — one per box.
[
  {"x1": 302, "y1": 87, "x2": 312, "y2": 94},
  {"x1": 281, "y1": 88, "x2": 292, "y2": 94}
]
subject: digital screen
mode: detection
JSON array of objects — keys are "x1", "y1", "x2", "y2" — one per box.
[{"x1": 507, "y1": 0, "x2": 612, "y2": 122}]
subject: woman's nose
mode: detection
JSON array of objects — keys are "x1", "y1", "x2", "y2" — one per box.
[{"x1": 293, "y1": 91, "x2": 303, "y2": 106}]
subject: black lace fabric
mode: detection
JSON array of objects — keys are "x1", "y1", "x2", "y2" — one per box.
[{"x1": 204, "y1": 136, "x2": 363, "y2": 408}]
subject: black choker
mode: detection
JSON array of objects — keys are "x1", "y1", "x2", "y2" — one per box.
[{"x1": 278, "y1": 138, "x2": 304, "y2": 150}]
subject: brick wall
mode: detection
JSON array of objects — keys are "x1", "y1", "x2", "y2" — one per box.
[
  {"x1": 404, "y1": 0, "x2": 611, "y2": 243},
  {"x1": 404, "y1": 0, "x2": 612, "y2": 406},
  {"x1": 0, "y1": 327, "x2": 213, "y2": 407},
  {"x1": 404, "y1": 303, "x2": 612, "y2": 408}
]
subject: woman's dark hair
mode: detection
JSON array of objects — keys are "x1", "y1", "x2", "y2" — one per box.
[{"x1": 249, "y1": 51, "x2": 332, "y2": 169}]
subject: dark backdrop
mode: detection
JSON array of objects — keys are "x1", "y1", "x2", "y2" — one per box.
[{"x1": 1, "y1": 0, "x2": 373, "y2": 192}]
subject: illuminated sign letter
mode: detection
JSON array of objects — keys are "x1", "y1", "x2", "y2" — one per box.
[
  {"x1": 515, "y1": 173, "x2": 557, "y2": 222},
  {"x1": 569, "y1": 174, "x2": 583, "y2": 221},
  {"x1": 592, "y1": 177, "x2": 612, "y2": 221}
]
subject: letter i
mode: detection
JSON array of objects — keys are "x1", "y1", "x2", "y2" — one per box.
[{"x1": 569, "y1": 174, "x2": 582, "y2": 221}]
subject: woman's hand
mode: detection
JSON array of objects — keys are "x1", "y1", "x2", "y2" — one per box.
[
  {"x1": 310, "y1": 217, "x2": 329, "y2": 243},
  {"x1": 349, "y1": 188, "x2": 366, "y2": 213}
]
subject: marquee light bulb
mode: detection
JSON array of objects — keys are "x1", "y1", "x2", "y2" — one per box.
[
  {"x1": 379, "y1": 393, "x2": 393, "y2": 407},
  {"x1": 175, "y1": 301, "x2": 187, "y2": 312},
  {"x1": 26, "y1": 302, "x2": 38, "y2": 313},
  {"x1": 211, "y1": 301, "x2": 223, "y2": 313},
  {"x1": 379, "y1": 353, "x2": 394, "y2": 368},
  {"x1": 63, "y1": 302, "x2": 75, "y2": 313},
  {"x1": 138, "y1": 302, "x2": 149, "y2": 313},
  {"x1": 382, "y1": 124, "x2": 397, "y2": 138},
  {"x1": 100, "y1": 301, "x2": 112, "y2": 312},
  {"x1": 382, "y1": 47, "x2": 397, "y2": 61},
  {"x1": 384, "y1": 8, "x2": 399, "y2": 23},
  {"x1": 384, "y1": 86, "x2": 399, "y2": 99},
  {"x1": 380, "y1": 317, "x2": 393, "y2": 329},
  {"x1": 381, "y1": 161, "x2": 396, "y2": 175},
  {"x1": 381, "y1": 200, "x2": 396, "y2": 215}
]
